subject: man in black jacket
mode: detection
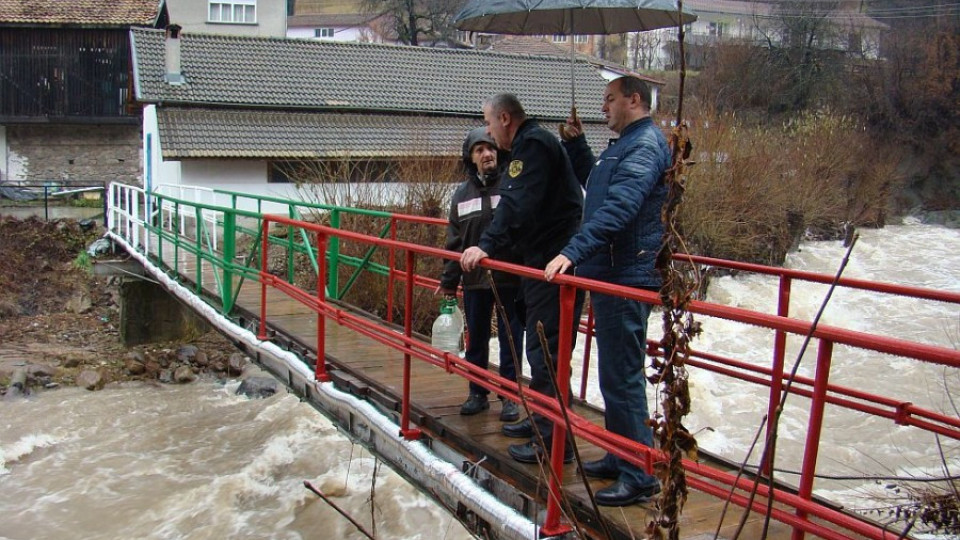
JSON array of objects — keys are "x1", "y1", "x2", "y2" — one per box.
[
  {"x1": 461, "y1": 94, "x2": 584, "y2": 464},
  {"x1": 438, "y1": 127, "x2": 524, "y2": 422}
]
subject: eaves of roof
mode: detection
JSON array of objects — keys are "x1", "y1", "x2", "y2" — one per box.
[
  {"x1": 156, "y1": 107, "x2": 615, "y2": 159},
  {"x1": 130, "y1": 28, "x2": 612, "y2": 123}
]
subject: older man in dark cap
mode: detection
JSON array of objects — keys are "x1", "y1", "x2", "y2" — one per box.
[{"x1": 438, "y1": 127, "x2": 524, "y2": 422}]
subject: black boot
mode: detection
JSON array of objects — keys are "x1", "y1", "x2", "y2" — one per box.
[
  {"x1": 459, "y1": 394, "x2": 489, "y2": 415},
  {"x1": 501, "y1": 417, "x2": 533, "y2": 438}
]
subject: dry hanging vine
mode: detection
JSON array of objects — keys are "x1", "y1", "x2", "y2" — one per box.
[{"x1": 647, "y1": 2, "x2": 702, "y2": 538}]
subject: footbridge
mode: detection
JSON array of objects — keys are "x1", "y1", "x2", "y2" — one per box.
[{"x1": 104, "y1": 182, "x2": 960, "y2": 540}]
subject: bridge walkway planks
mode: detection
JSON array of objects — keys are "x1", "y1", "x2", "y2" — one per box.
[{"x1": 156, "y1": 246, "x2": 823, "y2": 540}]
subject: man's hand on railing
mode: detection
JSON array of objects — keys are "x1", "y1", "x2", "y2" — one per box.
[
  {"x1": 544, "y1": 254, "x2": 573, "y2": 282},
  {"x1": 460, "y1": 246, "x2": 488, "y2": 273}
]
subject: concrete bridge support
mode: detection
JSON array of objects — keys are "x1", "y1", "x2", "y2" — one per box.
[{"x1": 119, "y1": 278, "x2": 210, "y2": 346}]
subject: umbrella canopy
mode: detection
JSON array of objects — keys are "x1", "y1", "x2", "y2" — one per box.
[{"x1": 454, "y1": 0, "x2": 697, "y2": 36}]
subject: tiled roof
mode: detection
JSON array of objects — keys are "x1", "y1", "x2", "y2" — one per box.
[
  {"x1": 287, "y1": 13, "x2": 375, "y2": 28},
  {"x1": 156, "y1": 107, "x2": 615, "y2": 159},
  {"x1": 130, "y1": 28, "x2": 611, "y2": 123},
  {"x1": 293, "y1": 0, "x2": 361, "y2": 16},
  {"x1": 0, "y1": 0, "x2": 162, "y2": 26},
  {"x1": 486, "y1": 35, "x2": 572, "y2": 57},
  {"x1": 486, "y1": 36, "x2": 665, "y2": 86}
]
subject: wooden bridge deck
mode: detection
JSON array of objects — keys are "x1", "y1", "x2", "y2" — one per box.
[{"x1": 158, "y1": 248, "x2": 828, "y2": 540}]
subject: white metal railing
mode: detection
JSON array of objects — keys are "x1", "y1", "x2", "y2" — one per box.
[{"x1": 155, "y1": 183, "x2": 222, "y2": 251}]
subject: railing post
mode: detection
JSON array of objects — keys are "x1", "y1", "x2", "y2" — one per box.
[
  {"x1": 257, "y1": 217, "x2": 270, "y2": 341},
  {"x1": 172, "y1": 201, "x2": 181, "y2": 272},
  {"x1": 130, "y1": 188, "x2": 140, "y2": 251},
  {"x1": 579, "y1": 304, "x2": 595, "y2": 400},
  {"x1": 140, "y1": 189, "x2": 148, "y2": 253},
  {"x1": 221, "y1": 212, "x2": 236, "y2": 313},
  {"x1": 387, "y1": 216, "x2": 397, "y2": 324},
  {"x1": 314, "y1": 231, "x2": 331, "y2": 382},
  {"x1": 286, "y1": 207, "x2": 295, "y2": 284},
  {"x1": 541, "y1": 284, "x2": 577, "y2": 537},
  {"x1": 765, "y1": 275, "x2": 792, "y2": 475},
  {"x1": 328, "y1": 209, "x2": 341, "y2": 299},
  {"x1": 792, "y1": 339, "x2": 833, "y2": 540},
  {"x1": 194, "y1": 206, "x2": 204, "y2": 293},
  {"x1": 399, "y1": 250, "x2": 421, "y2": 440}
]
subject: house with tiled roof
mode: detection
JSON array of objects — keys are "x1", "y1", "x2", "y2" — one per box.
[
  {"x1": 630, "y1": 0, "x2": 886, "y2": 70},
  {"x1": 482, "y1": 36, "x2": 666, "y2": 111},
  {"x1": 130, "y1": 27, "x2": 624, "y2": 204},
  {"x1": 286, "y1": 12, "x2": 385, "y2": 42},
  {"x1": 0, "y1": 0, "x2": 167, "y2": 184}
]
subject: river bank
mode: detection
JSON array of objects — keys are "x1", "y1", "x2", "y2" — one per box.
[
  {"x1": 0, "y1": 216, "x2": 249, "y2": 397},
  {"x1": 0, "y1": 214, "x2": 474, "y2": 540}
]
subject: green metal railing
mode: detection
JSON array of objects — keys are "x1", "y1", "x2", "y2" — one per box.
[
  {"x1": 116, "y1": 183, "x2": 443, "y2": 314},
  {"x1": 183, "y1": 187, "x2": 442, "y2": 303}
]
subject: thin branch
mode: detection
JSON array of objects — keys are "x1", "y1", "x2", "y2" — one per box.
[
  {"x1": 304, "y1": 480, "x2": 376, "y2": 540},
  {"x1": 487, "y1": 272, "x2": 587, "y2": 537},
  {"x1": 713, "y1": 415, "x2": 767, "y2": 539},
  {"x1": 731, "y1": 234, "x2": 859, "y2": 539}
]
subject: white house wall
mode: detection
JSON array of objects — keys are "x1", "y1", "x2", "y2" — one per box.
[
  {"x1": 178, "y1": 159, "x2": 297, "y2": 213},
  {"x1": 166, "y1": 0, "x2": 287, "y2": 37},
  {"x1": 287, "y1": 26, "x2": 371, "y2": 42}
]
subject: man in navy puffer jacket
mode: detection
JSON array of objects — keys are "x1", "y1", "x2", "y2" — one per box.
[{"x1": 545, "y1": 76, "x2": 670, "y2": 506}]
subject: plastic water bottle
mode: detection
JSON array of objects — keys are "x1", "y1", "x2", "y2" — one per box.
[
  {"x1": 448, "y1": 298, "x2": 465, "y2": 349},
  {"x1": 431, "y1": 299, "x2": 462, "y2": 354}
]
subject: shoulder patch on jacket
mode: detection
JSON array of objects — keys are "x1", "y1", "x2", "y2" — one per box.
[{"x1": 508, "y1": 160, "x2": 523, "y2": 178}]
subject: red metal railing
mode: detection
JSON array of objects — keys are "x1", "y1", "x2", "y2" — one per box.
[{"x1": 256, "y1": 213, "x2": 960, "y2": 540}]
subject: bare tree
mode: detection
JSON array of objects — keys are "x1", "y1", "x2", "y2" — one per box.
[
  {"x1": 629, "y1": 29, "x2": 667, "y2": 70},
  {"x1": 360, "y1": 0, "x2": 466, "y2": 46}
]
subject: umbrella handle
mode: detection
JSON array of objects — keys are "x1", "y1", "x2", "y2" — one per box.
[{"x1": 569, "y1": 29, "x2": 576, "y2": 109}]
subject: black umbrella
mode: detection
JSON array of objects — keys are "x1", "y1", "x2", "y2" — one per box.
[{"x1": 454, "y1": 0, "x2": 697, "y2": 107}]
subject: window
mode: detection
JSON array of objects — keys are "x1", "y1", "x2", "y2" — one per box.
[
  {"x1": 552, "y1": 34, "x2": 568, "y2": 43},
  {"x1": 209, "y1": 1, "x2": 256, "y2": 24},
  {"x1": 708, "y1": 22, "x2": 725, "y2": 37},
  {"x1": 575, "y1": 35, "x2": 588, "y2": 44},
  {"x1": 315, "y1": 27, "x2": 335, "y2": 38}
]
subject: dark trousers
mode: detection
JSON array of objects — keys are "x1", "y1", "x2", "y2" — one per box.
[
  {"x1": 463, "y1": 287, "x2": 523, "y2": 396},
  {"x1": 591, "y1": 292, "x2": 658, "y2": 489},
  {"x1": 521, "y1": 277, "x2": 584, "y2": 442}
]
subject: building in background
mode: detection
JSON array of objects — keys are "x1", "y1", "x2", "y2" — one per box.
[
  {"x1": 629, "y1": 0, "x2": 886, "y2": 71},
  {"x1": 286, "y1": 12, "x2": 382, "y2": 42},
  {"x1": 166, "y1": 0, "x2": 287, "y2": 37},
  {"x1": 130, "y1": 27, "x2": 621, "y2": 207},
  {"x1": 0, "y1": 0, "x2": 168, "y2": 184}
]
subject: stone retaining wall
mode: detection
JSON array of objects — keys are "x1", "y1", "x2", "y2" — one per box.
[{"x1": 4, "y1": 124, "x2": 141, "y2": 185}]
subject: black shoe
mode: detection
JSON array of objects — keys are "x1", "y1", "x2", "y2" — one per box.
[
  {"x1": 499, "y1": 400, "x2": 520, "y2": 422},
  {"x1": 580, "y1": 459, "x2": 620, "y2": 480},
  {"x1": 508, "y1": 441, "x2": 575, "y2": 464},
  {"x1": 501, "y1": 417, "x2": 533, "y2": 438},
  {"x1": 460, "y1": 394, "x2": 489, "y2": 415},
  {"x1": 594, "y1": 481, "x2": 661, "y2": 507}
]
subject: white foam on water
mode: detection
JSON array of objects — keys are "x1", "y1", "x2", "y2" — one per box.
[
  {"x1": 0, "y1": 433, "x2": 65, "y2": 475},
  {"x1": 0, "y1": 382, "x2": 473, "y2": 540},
  {"x1": 2, "y1": 221, "x2": 957, "y2": 539},
  {"x1": 497, "y1": 221, "x2": 960, "y2": 535}
]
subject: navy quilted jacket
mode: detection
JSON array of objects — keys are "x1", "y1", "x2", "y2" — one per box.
[{"x1": 561, "y1": 117, "x2": 669, "y2": 287}]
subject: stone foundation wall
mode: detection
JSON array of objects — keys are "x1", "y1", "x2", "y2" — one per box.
[{"x1": 5, "y1": 124, "x2": 141, "y2": 185}]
